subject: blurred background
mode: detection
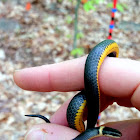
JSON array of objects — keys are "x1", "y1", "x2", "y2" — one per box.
[{"x1": 0, "y1": 0, "x2": 140, "y2": 139}]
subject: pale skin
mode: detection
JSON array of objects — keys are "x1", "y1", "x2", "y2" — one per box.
[{"x1": 13, "y1": 56, "x2": 140, "y2": 140}]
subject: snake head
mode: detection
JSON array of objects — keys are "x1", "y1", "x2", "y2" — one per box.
[{"x1": 100, "y1": 126, "x2": 122, "y2": 138}]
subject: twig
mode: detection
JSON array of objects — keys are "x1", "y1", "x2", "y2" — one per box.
[{"x1": 73, "y1": 0, "x2": 81, "y2": 49}]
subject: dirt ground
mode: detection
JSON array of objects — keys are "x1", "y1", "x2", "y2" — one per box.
[{"x1": 0, "y1": 0, "x2": 140, "y2": 139}]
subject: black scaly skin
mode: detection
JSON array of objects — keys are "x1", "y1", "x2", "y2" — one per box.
[
  {"x1": 73, "y1": 128, "x2": 99, "y2": 140},
  {"x1": 73, "y1": 127, "x2": 122, "y2": 140},
  {"x1": 67, "y1": 90, "x2": 86, "y2": 130},
  {"x1": 84, "y1": 40, "x2": 115, "y2": 129}
]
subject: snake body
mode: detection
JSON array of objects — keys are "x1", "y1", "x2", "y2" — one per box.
[{"x1": 26, "y1": 40, "x2": 122, "y2": 140}]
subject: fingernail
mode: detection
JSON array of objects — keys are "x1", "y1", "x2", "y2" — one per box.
[{"x1": 25, "y1": 128, "x2": 47, "y2": 140}]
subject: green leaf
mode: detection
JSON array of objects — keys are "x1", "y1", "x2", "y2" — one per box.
[
  {"x1": 58, "y1": 0, "x2": 62, "y2": 2},
  {"x1": 76, "y1": 32, "x2": 84, "y2": 39},
  {"x1": 66, "y1": 34, "x2": 72, "y2": 39},
  {"x1": 121, "y1": 3, "x2": 128, "y2": 9},
  {"x1": 71, "y1": 48, "x2": 84, "y2": 56},
  {"x1": 83, "y1": 1, "x2": 96, "y2": 12},
  {"x1": 94, "y1": 0, "x2": 101, "y2": 4},
  {"x1": 65, "y1": 15, "x2": 73, "y2": 24},
  {"x1": 117, "y1": 4, "x2": 124, "y2": 12},
  {"x1": 107, "y1": 3, "x2": 127, "y2": 12},
  {"x1": 107, "y1": 3, "x2": 113, "y2": 8}
]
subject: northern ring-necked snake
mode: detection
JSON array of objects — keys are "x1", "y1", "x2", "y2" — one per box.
[{"x1": 26, "y1": 39, "x2": 122, "y2": 140}]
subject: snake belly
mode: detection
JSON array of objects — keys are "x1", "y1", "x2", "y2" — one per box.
[{"x1": 67, "y1": 39, "x2": 121, "y2": 140}]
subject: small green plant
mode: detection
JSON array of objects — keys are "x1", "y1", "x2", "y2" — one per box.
[
  {"x1": 71, "y1": 0, "x2": 104, "y2": 52},
  {"x1": 66, "y1": 34, "x2": 72, "y2": 39},
  {"x1": 83, "y1": 0, "x2": 104, "y2": 12},
  {"x1": 65, "y1": 15, "x2": 73, "y2": 24},
  {"x1": 107, "y1": 3, "x2": 128, "y2": 12},
  {"x1": 76, "y1": 32, "x2": 84, "y2": 39},
  {"x1": 71, "y1": 47, "x2": 84, "y2": 57},
  {"x1": 57, "y1": 0, "x2": 63, "y2": 3},
  {"x1": 83, "y1": 1, "x2": 96, "y2": 12}
]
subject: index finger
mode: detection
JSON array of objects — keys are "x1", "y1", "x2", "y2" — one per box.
[
  {"x1": 14, "y1": 56, "x2": 86, "y2": 92},
  {"x1": 13, "y1": 57, "x2": 140, "y2": 110}
]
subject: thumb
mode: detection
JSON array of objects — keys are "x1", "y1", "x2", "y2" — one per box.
[
  {"x1": 25, "y1": 123, "x2": 79, "y2": 140},
  {"x1": 25, "y1": 119, "x2": 140, "y2": 140}
]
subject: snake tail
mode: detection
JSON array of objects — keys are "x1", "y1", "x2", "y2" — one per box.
[
  {"x1": 25, "y1": 114, "x2": 50, "y2": 123},
  {"x1": 73, "y1": 126, "x2": 122, "y2": 140}
]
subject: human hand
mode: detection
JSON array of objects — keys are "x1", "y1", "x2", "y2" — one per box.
[{"x1": 13, "y1": 56, "x2": 140, "y2": 140}]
